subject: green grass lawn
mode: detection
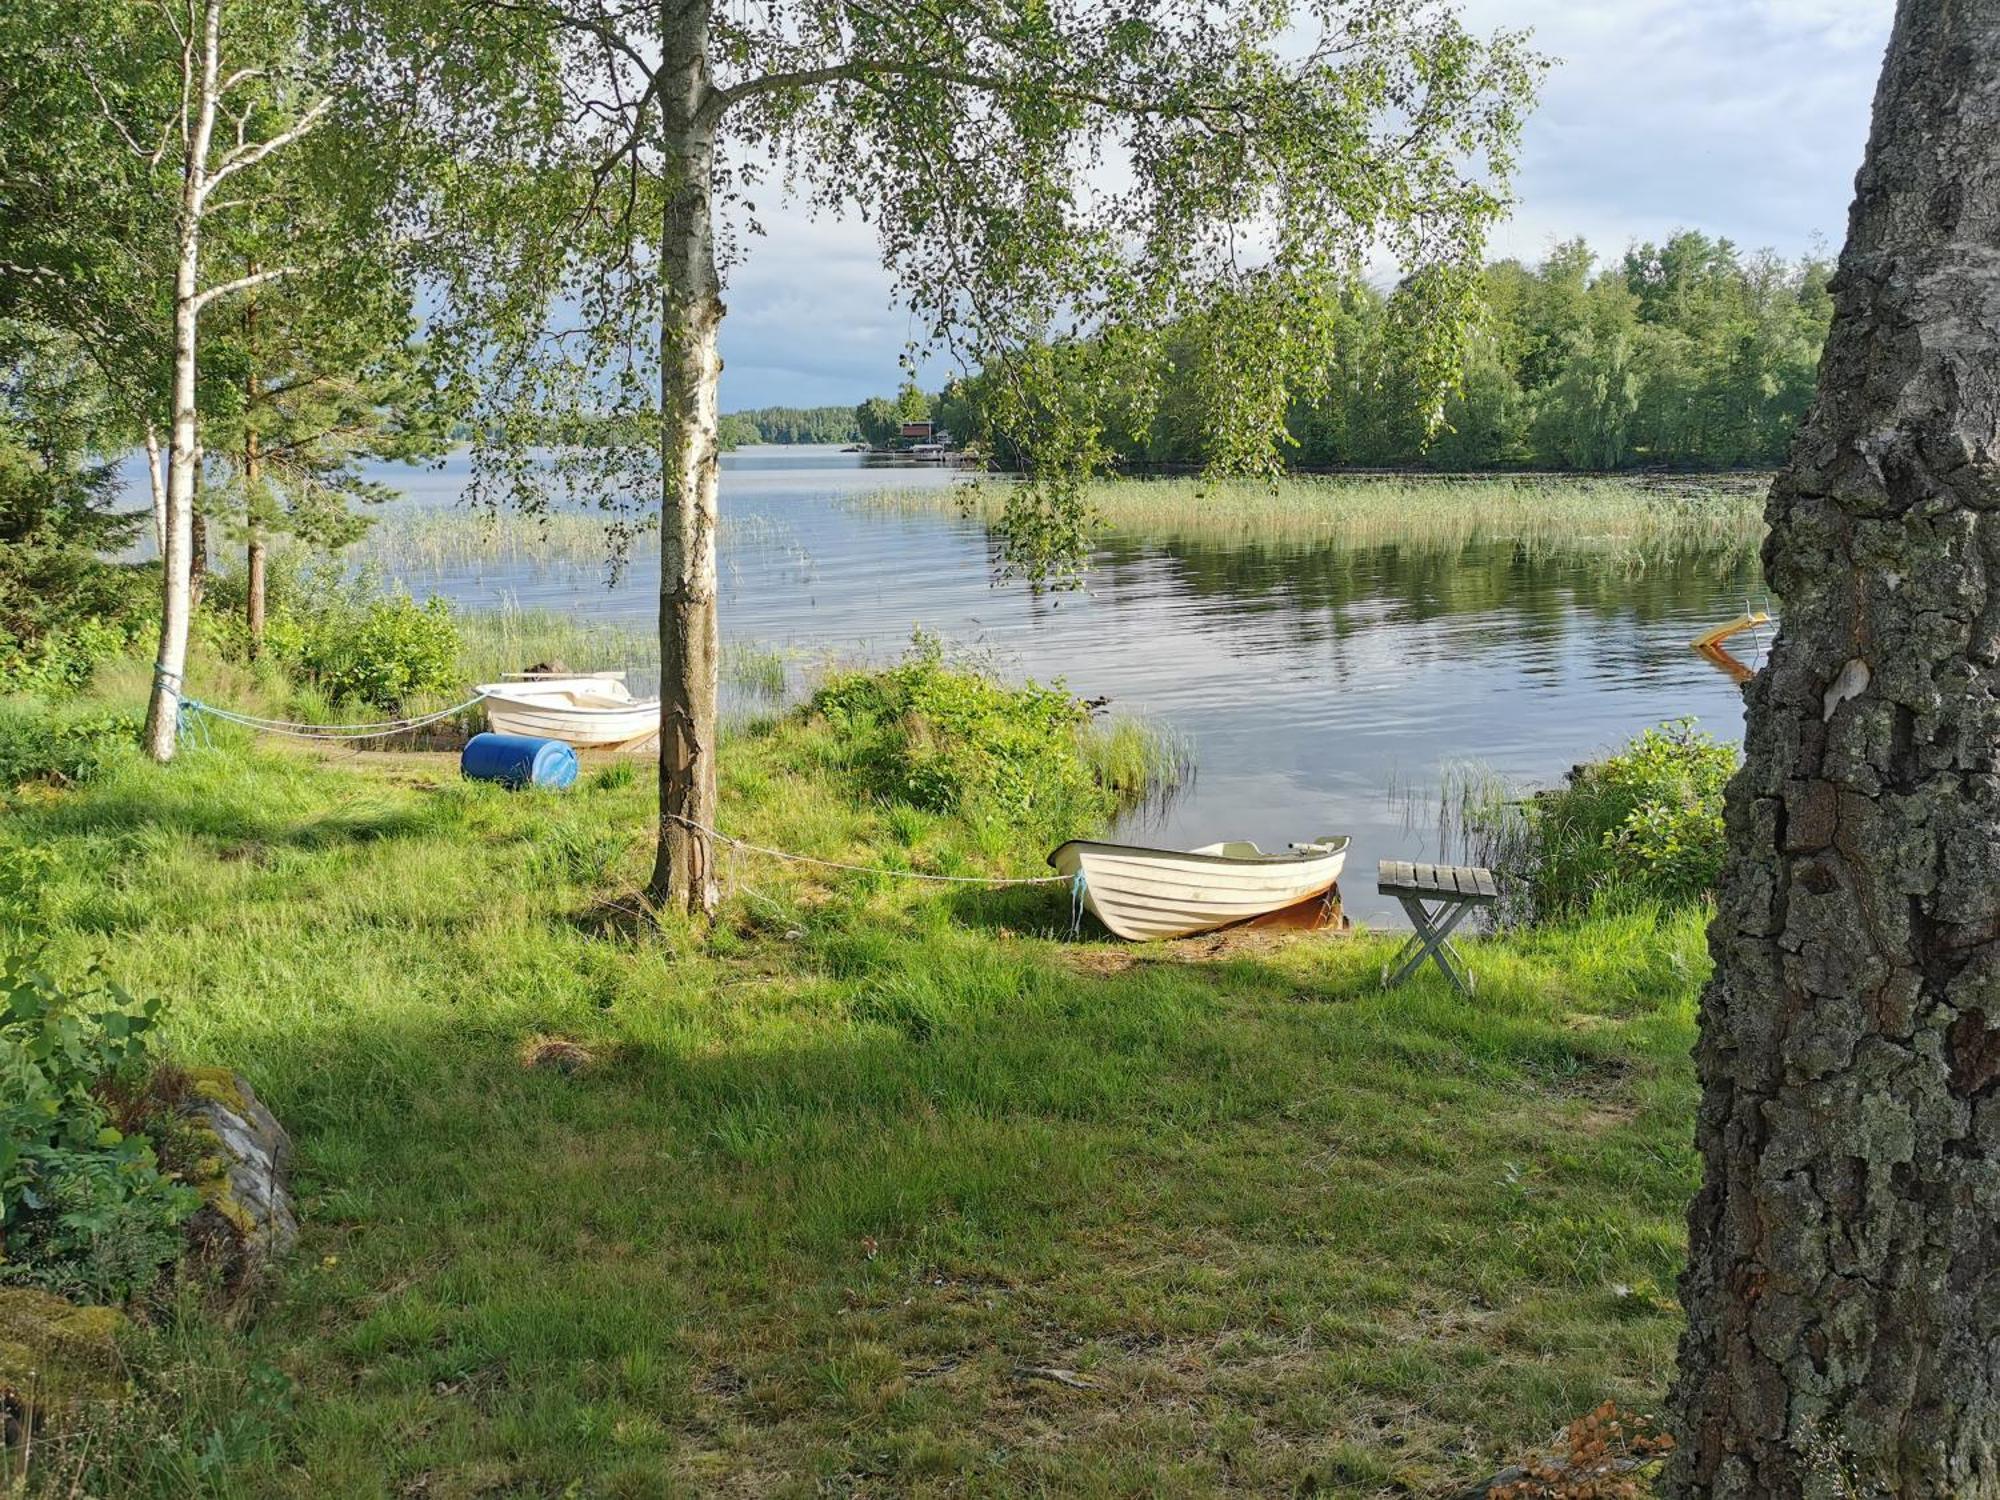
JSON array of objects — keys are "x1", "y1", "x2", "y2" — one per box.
[{"x1": 9, "y1": 713, "x2": 1703, "y2": 1497}]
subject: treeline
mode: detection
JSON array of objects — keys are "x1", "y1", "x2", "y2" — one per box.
[
  {"x1": 942, "y1": 232, "x2": 1833, "y2": 471},
  {"x1": 717, "y1": 405, "x2": 861, "y2": 447}
]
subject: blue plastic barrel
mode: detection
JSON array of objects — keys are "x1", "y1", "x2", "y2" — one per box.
[{"x1": 460, "y1": 732, "x2": 578, "y2": 790}]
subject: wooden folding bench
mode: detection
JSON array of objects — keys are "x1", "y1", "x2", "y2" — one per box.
[{"x1": 1377, "y1": 859, "x2": 1499, "y2": 995}]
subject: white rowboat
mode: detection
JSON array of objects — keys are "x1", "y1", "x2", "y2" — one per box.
[
  {"x1": 475, "y1": 677, "x2": 661, "y2": 748},
  {"x1": 1048, "y1": 835, "x2": 1350, "y2": 942}
]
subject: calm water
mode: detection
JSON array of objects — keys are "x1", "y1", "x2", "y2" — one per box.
[{"x1": 332, "y1": 444, "x2": 1762, "y2": 926}]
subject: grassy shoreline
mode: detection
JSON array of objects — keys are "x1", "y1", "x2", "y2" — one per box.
[{"x1": 4, "y1": 681, "x2": 1702, "y2": 1496}]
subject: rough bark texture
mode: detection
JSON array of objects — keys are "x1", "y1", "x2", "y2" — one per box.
[
  {"x1": 1669, "y1": 4, "x2": 2000, "y2": 1495},
  {"x1": 189, "y1": 464, "x2": 208, "y2": 608},
  {"x1": 647, "y1": 0, "x2": 723, "y2": 915}
]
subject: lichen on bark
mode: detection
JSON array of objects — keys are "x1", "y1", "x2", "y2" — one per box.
[{"x1": 1669, "y1": 3, "x2": 2000, "y2": 1495}]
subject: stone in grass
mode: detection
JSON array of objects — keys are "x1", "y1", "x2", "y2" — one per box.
[
  {"x1": 0, "y1": 1288, "x2": 129, "y2": 1424},
  {"x1": 175, "y1": 1068, "x2": 299, "y2": 1298}
]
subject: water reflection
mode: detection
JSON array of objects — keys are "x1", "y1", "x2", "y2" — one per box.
[{"x1": 318, "y1": 446, "x2": 1767, "y2": 926}]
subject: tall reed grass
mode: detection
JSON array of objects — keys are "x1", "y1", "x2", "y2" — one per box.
[
  {"x1": 346, "y1": 508, "x2": 804, "y2": 575},
  {"x1": 862, "y1": 473, "x2": 1769, "y2": 559}
]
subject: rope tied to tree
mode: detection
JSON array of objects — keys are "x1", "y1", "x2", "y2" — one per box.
[{"x1": 663, "y1": 812, "x2": 1071, "y2": 887}]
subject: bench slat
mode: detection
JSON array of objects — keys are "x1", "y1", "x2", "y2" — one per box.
[{"x1": 1377, "y1": 857, "x2": 1500, "y2": 903}]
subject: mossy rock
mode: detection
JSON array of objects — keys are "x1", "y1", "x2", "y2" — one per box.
[
  {"x1": 175, "y1": 1070, "x2": 298, "y2": 1296},
  {"x1": 0, "y1": 1288, "x2": 129, "y2": 1414},
  {"x1": 182, "y1": 1065, "x2": 252, "y2": 1117}
]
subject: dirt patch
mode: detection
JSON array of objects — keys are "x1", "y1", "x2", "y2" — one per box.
[
  {"x1": 518, "y1": 1035, "x2": 597, "y2": 1074},
  {"x1": 1057, "y1": 921, "x2": 1349, "y2": 976},
  {"x1": 1573, "y1": 1103, "x2": 1639, "y2": 1134}
]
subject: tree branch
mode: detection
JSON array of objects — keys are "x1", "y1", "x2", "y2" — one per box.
[
  {"x1": 196, "y1": 95, "x2": 332, "y2": 205},
  {"x1": 712, "y1": 54, "x2": 1241, "y2": 132},
  {"x1": 462, "y1": 0, "x2": 653, "y2": 72},
  {"x1": 194, "y1": 264, "x2": 296, "y2": 311}
]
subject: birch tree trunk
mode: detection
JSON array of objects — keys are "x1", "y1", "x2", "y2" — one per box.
[
  {"x1": 189, "y1": 461, "x2": 208, "y2": 608},
  {"x1": 1669, "y1": 4, "x2": 2000, "y2": 1494},
  {"x1": 245, "y1": 284, "x2": 266, "y2": 656},
  {"x1": 143, "y1": 7, "x2": 219, "y2": 762},
  {"x1": 144, "y1": 425, "x2": 168, "y2": 553},
  {"x1": 648, "y1": 0, "x2": 722, "y2": 915}
]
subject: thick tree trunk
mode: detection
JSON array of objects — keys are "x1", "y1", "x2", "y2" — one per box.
[
  {"x1": 1669, "y1": 5, "x2": 2000, "y2": 1495},
  {"x1": 648, "y1": 0, "x2": 722, "y2": 915}
]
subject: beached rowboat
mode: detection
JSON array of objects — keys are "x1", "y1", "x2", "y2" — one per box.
[
  {"x1": 475, "y1": 677, "x2": 661, "y2": 748},
  {"x1": 1048, "y1": 835, "x2": 1350, "y2": 942}
]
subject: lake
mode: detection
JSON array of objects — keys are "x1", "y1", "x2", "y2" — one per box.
[{"x1": 329, "y1": 444, "x2": 1763, "y2": 927}]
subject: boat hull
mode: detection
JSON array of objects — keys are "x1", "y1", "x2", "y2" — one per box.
[
  {"x1": 1048, "y1": 837, "x2": 1350, "y2": 942},
  {"x1": 476, "y1": 681, "x2": 661, "y2": 748}
]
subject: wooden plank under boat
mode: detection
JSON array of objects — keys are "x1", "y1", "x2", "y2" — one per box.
[
  {"x1": 1048, "y1": 835, "x2": 1351, "y2": 942},
  {"x1": 474, "y1": 677, "x2": 662, "y2": 748}
]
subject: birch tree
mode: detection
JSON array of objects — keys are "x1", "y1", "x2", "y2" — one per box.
[
  {"x1": 344, "y1": 0, "x2": 1540, "y2": 914},
  {"x1": 1670, "y1": 2, "x2": 2000, "y2": 1493},
  {"x1": 140, "y1": 2, "x2": 334, "y2": 757},
  {"x1": 2, "y1": 0, "x2": 338, "y2": 757}
]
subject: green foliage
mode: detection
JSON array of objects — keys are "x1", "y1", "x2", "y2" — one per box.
[
  {"x1": 807, "y1": 636, "x2": 1122, "y2": 844},
  {"x1": 1472, "y1": 719, "x2": 1738, "y2": 922},
  {"x1": 853, "y1": 396, "x2": 902, "y2": 449},
  {"x1": 293, "y1": 595, "x2": 461, "y2": 712},
  {"x1": 206, "y1": 557, "x2": 463, "y2": 711},
  {"x1": 945, "y1": 230, "x2": 1833, "y2": 481},
  {"x1": 0, "y1": 701, "x2": 140, "y2": 788},
  {"x1": 0, "y1": 321, "x2": 154, "y2": 695},
  {"x1": 0, "y1": 562, "x2": 153, "y2": 698},
  {"x1": 715, "y1": 411, "x2": 760, "y2": 451},
  {"x1": 341, "y1": 0, "x2": 1539, "y2": 592},
  {"x1": 0, "y1": 951, "x2": 195, "y2": 1305},
  {"x1": 720, "y1": 405, "x2": 862, "y2": 446}
]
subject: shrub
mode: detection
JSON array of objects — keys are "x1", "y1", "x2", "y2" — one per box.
[
  {"x1": 0, "y1": 950, "x2": 196, "y2": 1304},
  {"x1": 0, "y1": 701, "x2": 140, "y2": 788},
  {"x1": 296, "y1": 594, "x2": 461, "y2": 711},
  {"x1": 808, "y1": 636, "x2": 1137, "y2": 844},
  {"x1": 205, "y1": 556, "x2": 464, "y2": 712},
  {"x1": 0, "y1": 388, "x2": 152, "y2": 696},
  {"x1": 1467, "y1": 718, "x2": 1737, "y2": 923},
  {"x1": 0, "y1": 551, "x2": 154, "y2": 697}
]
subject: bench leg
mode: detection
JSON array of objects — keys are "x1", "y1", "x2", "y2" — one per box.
[{"x1": 1384, "y1": 896, "x2": 1479, "y2": 995}]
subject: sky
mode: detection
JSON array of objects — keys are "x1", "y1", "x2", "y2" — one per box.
[{"x1": 715, "y1": 0, "x2": 1895, "y2": 412}]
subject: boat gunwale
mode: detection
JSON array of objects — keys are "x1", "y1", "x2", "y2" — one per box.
[
  {"x1": 477, "y1": 687, "x2": 663, "y2": 721},
  {"x1": 1048, "y1": 835, "x2": 1350, "y2": 871}
]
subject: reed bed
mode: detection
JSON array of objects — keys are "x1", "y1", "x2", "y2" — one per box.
[
  {"x1": 862, "y1": 473, "x2": 1770, "y2": 557},
  {"x1": 452, "y1": 604, "x2": 802, "y2": 711},
  {"x1": 347, "y1": 508, "x2": 804, "y2": 575}
]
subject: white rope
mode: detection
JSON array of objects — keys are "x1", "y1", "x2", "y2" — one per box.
[
  {"x1": 183, "y1": 692, "x2": 489, "y2": 743},
  {"x1": 196, "y1": 702, "x2": 456, "y2": 731},
  {"x1": 665, "y1": 813, "x2": 1071, "y2": 886}
]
